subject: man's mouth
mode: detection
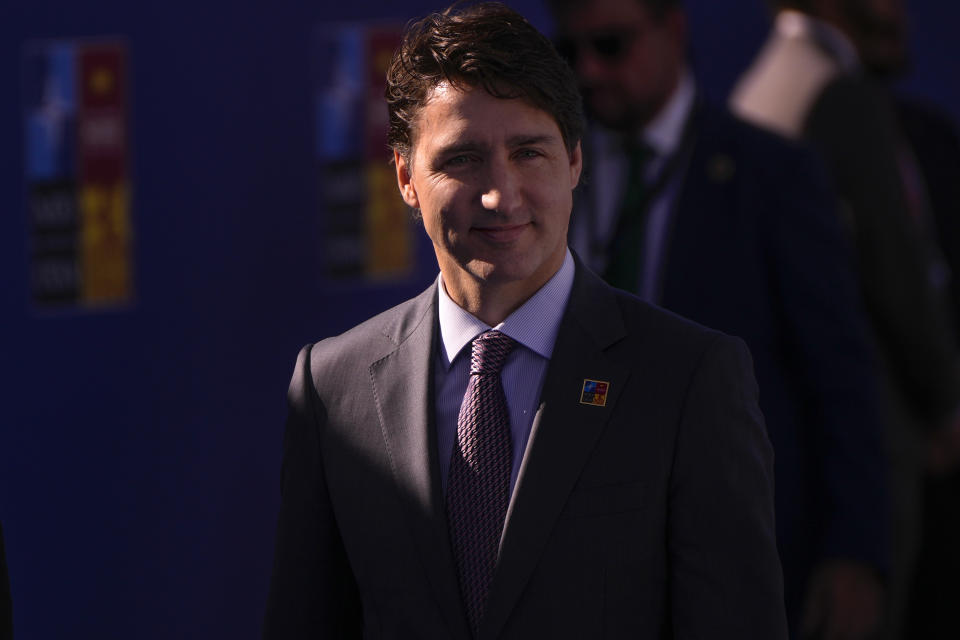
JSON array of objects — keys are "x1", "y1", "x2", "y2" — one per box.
[{"x1": 472, "y1": 222, "x2": 530, "y2": 243}]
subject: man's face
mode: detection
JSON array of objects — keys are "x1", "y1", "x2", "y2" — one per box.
[
  {"x1": 841, "y1": 0, "x2": 909, "y2": 78},
  {"x1": 554, "y1": 0, "x2": 686, "y2": 131},
  {"x1": 395, "y1": 83, "x2": 582, "y2": 300}
]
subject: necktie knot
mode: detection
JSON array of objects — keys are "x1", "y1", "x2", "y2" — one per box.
[{"x1": 470, "y1": 330, "x2": 516, "y2": 376}]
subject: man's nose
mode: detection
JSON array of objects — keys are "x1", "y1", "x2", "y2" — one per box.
[
  {"x1": 574, "y1": 45, "x2": 608, "y2": 83},
  {"x1": 481, "y1": 161, "x2": 522, "y2": 214}
]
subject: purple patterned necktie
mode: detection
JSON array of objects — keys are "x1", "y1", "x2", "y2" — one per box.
[{"x1": 447, "y1": 329, "x2": 517, "y2": 639}]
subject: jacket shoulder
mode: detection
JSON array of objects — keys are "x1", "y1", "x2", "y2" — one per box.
[
  {"x1": 617, "y1": 288, "x2": 730, "y2": 347},
  {"x1": 306, "y1": 284, "x2": 437, "y2": 378},
  {"x1": 588, "y1": 273, "x2": 743, "y2": 370},
  {"x1": 696, "y1": 102, "x2": 821, "y2": 169}
]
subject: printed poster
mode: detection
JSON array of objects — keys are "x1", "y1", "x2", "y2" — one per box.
[
  {"x1": 315, "y1": 23, "x2": 416, "y2": 282},
  {"x1": 24, "y1": 40, "x2": 133, "y2": 310}
]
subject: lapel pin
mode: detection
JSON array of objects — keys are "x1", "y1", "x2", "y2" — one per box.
[
  {"x1": 708, "y1": 153, "x2": 736, "y2": 183},
  {"x1": 580, "y1": 379, "x2": 610, "y2": 407}
]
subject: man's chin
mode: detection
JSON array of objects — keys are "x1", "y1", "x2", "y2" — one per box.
[
  {"x1": 465, "y1": 260, "x2": 522, "y2": 283},
  {"x1": 584, "y1": 100, "x2": 636, "y2": 131}
]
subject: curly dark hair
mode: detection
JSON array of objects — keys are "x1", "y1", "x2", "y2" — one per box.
[
  {"x1": 385, "y1": 2, "x2": 584, "y2": 162},
  {"x1": 548, "y1": 0, "x2": 682, "y2": 21}
]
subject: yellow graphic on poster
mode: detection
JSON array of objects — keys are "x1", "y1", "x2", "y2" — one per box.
[
  {"x1": 80, "y1": 181, "x2": 131, "y2": 303},
  {"x1": 366, "y1": 164, "x2": 411, "y2": 277}
]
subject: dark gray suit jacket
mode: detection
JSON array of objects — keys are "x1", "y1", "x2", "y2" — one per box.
[{"x1": 263, "y1": 261, "x2": 787, "y2": 639}]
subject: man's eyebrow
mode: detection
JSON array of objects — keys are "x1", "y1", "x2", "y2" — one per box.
[
  {"x1": 506, "y1": 133, "x2": 559, "y2": 147},
  {"x1": 434, "y1": 141, "x2": 485, "y2": 157},
  {"x1": 433, "y1": 133, "x2": 561, "y2": 159}
]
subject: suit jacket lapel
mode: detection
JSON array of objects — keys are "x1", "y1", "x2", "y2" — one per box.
[
  {"x1": 369, "y1": 285, "x2": 472, "y2": 640},
  {"x1": 661, "y1": 105, "x2": 738, "y2": 312},
  {"x1": 481, "y1": 265, "x2": 631, "y2": 640}
]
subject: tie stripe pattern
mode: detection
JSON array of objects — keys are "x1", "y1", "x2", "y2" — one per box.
[{"x1": 447, "y1": 330, "x2": 516, "y2": 639}]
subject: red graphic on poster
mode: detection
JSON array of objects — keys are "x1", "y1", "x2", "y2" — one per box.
[
  {"x1": 315, "y1": 24, "x2": 415, "y2": 282},
  {"x1": 364, "y1": 28, "x2": 410, "y2": 278},
  {"x1": 77, "y1": 43, "x2": 132, "y2": 305}
]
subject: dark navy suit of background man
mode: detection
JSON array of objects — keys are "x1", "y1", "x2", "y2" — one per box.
[{"x1": 551, "y1": 0, "x2": 889, "y2": 637}]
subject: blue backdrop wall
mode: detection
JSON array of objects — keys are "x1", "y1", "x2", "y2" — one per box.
[{"x1": 1, "y1": 1, "x2": 957, "y2": 638}]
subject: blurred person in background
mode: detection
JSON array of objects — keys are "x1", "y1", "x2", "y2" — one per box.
[
  {"x1": 843, "y1": 1, "x2": 960, "y2": 637},
  {"x1": 550, "y1": 0, "x2": 889, "y2": 637},
  {"x1": 732, "y1": 1, "x2": 960, "y2": 638}
]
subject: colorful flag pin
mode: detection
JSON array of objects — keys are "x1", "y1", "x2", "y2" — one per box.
[{"x1": 580, "y1": 379, "x2": 610, "y2": 406}]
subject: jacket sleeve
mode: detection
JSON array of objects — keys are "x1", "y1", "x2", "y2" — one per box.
[
  {"x1": 263, "y1": 344, "x2": 362, "y2": 639},
  {"x1": 768, "y1": 144, "x2": 890, "y2": 570},
  {"x1": 669, "y1": 335, "x2": 788, "y2": 639}
]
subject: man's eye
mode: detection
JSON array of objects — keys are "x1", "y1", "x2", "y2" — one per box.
[
  {"x1": 444, "y1": 155, "x2": 473, "y2": 168},
  {"x1": 516, "y1": 149, "x2": 541, "y2": 159}
]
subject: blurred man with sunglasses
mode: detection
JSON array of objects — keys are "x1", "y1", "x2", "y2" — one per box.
[{"x1": 551, "y1": 0, "x2": 890, "y2": 638}]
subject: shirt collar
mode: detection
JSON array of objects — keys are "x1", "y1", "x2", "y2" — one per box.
[
  {"x1": 437, "y1": 248, "x2": 575, "y2": 368},
  {"x1": 641, "y1": 67, "x2": 696, "y2": 158},
  {"x1": 776, "y1": 9, "x2": 860, "y2": 72}
]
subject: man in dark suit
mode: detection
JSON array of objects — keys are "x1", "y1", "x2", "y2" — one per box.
[
  {"x1": 897, "y1": 97, "x2": 960, "y2": 640},
  {"x1": 840, "y1": 3, "x2": 960, "y2": 635},
  {"x1": 550, "y1": 0, "x2": 890, "y2": 637},
  {"x1": 732, "y1": 1, "x2": 960, "y2": 637},
  {"x1": 263, "y1": 3, "x2": 786, "y2": 638}
]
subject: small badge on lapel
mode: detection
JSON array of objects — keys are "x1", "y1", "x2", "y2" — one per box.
[
  {"x1": 707, "y1": 153, "x2": 736, "y2": 183},
  {"x1": 580, "y1": 379, "x2": 610, "y2": 406}
]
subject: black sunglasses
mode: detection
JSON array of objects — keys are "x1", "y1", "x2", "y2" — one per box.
[{"x1": 554, "y1": 30, "x2": 638, "y2": 66}]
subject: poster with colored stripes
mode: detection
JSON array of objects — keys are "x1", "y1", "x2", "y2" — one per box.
[
  {"x1": 315, "y1": 24, "x2": 415, "y2": 282},
  {"x1": 24, "y1": 40, "x2": 133, "y2": 310}
]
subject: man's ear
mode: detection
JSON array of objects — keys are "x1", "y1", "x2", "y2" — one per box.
[
  {"x1": 394, "y1": 149, "x2": 420, "y2": 209},
  {"x1": 569, "y1": 141, "x2": 583, "y2": 189}
]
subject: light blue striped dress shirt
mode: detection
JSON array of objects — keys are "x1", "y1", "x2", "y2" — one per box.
[{"x1": 435, "y1": 249, "x2": 575, "y2": 496}]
